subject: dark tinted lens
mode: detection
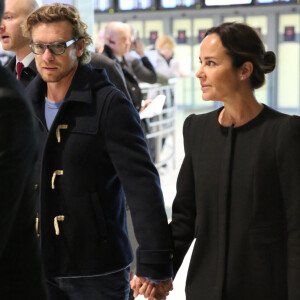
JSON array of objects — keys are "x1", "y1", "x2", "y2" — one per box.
[{"x1": 49, "y1": 43, "x2": 66, "y2": 54}]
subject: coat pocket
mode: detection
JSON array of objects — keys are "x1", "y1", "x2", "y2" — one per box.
[{"x1": 62, "y1": 192, "x2": 108, "y2": 242}]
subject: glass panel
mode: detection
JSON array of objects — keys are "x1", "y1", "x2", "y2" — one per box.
[
  {"x1": 128, "y1": 21, "x2": 144, "y2": 39},
  {"x1": 144, "y1": 20, "x2": 164, "y2": 49},
  {"x1": 277, "y1": 14, "x2": 300, "y2": 114},
  {"x1": 246, "y1": 16, "x2": 268, "y2": 105},
  {"x1": 223, "y1": 16, "x2": 245, "y2": 23}
]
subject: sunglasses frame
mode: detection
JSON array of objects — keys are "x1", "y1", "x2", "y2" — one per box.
[{"x1": 29, "y1": 39, "x2": 78, "y2": 55}]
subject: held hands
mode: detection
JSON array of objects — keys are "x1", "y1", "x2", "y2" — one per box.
[{"x1": 130, "y1": 276, "x2": 173, "y2": 300}]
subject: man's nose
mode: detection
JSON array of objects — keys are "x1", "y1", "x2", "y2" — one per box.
[{"x1": 42, "y1": 48, "x2": 55, "y2": 61}]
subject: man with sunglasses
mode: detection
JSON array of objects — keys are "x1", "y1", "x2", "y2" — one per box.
[
  {"x1": 24, "y1": 3, "x2": 173, "y2": 300},
  {"x1": 0, "y1": 0, "x2": 130, "y2": 100}
]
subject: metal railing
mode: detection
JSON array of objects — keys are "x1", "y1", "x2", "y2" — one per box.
[{"x1": 140, "y1": 79, "x2": 178, "y2": 169}]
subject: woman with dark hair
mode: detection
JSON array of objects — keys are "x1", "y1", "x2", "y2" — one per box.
[
  {"x1": 133, "y1": 22, "x2": 300, "y2": 300},
  {"x1": 169, "y1": 22, "x2": 300, "y2": 300}
]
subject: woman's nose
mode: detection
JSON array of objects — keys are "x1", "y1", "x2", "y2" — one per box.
[{"x1": 195, "y1": 66, "x2": 203, "y2": 78}]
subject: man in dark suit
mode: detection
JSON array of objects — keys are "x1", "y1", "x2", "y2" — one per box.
[
  {"x1": 102, "y1": 21, "x2": 156, "y2": 112},
  {"x1": 0, "y1": 0, "x2": 131, "y2": 99},
  {"x1": 0, "y1": 0, "x2": 38, "y2": 86},
  {"x1": 125, "y1": 24, "x2": 157, "y2": 85},
  {"x1": 102, "y1": 21, "x2": 158, "y2": 163},
  {"x1": 24, "y1": 3, "x2": 173, "y2": 299},
  {"x1": 0, "y1": 0, "x2": 48, "y2": 298}
]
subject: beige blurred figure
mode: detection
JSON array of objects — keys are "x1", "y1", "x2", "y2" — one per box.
[{"x1": 154, "y1": 35, "x2": 185, "y2": 80}]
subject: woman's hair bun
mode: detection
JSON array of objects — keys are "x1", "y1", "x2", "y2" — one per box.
[{"x1": 263, "y1": 51, "x2": 276, "y2": 74}]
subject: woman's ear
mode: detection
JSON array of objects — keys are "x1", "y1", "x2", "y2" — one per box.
[{"x1": 239, "y1": 61, "x2": 253, "y2": 80}]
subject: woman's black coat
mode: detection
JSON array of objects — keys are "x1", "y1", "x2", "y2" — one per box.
[{"x1": 171, "y1": 106, "x2": 300, "y2": 300}]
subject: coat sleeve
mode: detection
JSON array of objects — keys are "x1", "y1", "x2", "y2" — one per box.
[
  {"x1": 91, "y1": 53, "x2": 132, "y2": 101},
  {"x1": 131, "y1": 56, "x2": 158, "y2": 84},
  {"x1": 0, "y1": 86, "x2": 48, "y2": 298},
  {"x1": 170, "y1": 114, "x2": 197, "y2": 276},
  {"x1": 103, "y1": 91, "x2": 173, "y2": 280},
  {"x1": 0, "y1": 88, "x2": 36, "y2": 254},
  {"x1": 107, "y1": 60, "x2": 132, "y2": 101},
  {"x1": 276, "y1": 115, "x2": 300, "y2": 300}
]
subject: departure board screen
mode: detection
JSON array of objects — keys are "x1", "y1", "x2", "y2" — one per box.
[
  {"x1": 118, "y1": 0, "x2": 156, "y2": 10},
  {"x1": 161, "y1": 0, "x2": 201, "y2": 8},
  {"x1": 205, "y1": 0, "x2": 252, "y2": 5},
  {"x1": 94, "y1": 0, "x2": 115, "y2": 11},
  {"x1": 43, "y1": 0, "x2": 73, "y2": 4},
  {"x1": 256, "y1": 0, "x2": 297, "y2": 3}
]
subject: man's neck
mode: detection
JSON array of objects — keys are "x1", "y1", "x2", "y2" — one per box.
[
  {"x1": 15, "y1": 47, "x2": 32, "y2": 62},
  {"x1": 47, "y1": 80, "x2": 72, "y2": 103},
  {"x1": 17, "y1": 52, "x2": 35, "y2": 68}
]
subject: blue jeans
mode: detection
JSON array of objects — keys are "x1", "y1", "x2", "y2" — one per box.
[{"x1": 46, "y1": 267, "x2": 130, "y2": 300}]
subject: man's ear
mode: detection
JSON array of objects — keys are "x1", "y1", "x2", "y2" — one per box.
[
  {"x1": 105, "y1": 34, "x2": 111, "y2": 44},
  {"x1": 239, "y1": 61, "x2": 253, "y2": 80},
  {"x1": 76, "y1": 38, "x2": 85, "y2": 57}
]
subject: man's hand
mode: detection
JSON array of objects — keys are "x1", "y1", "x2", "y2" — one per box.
[
  {"x1": 130, "y1": 276, "x2": 173, "y2": 299},
  {"x1": 132, "y1": 38, "x2": 145, "y2": 57},
  {"x1": 140, "y1": 99, "x2": 152, "y2": 112}
]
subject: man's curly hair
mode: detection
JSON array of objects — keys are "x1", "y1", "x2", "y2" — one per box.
[{"x1": 23, "y1": 3, "x2": 92, "y2": 65}]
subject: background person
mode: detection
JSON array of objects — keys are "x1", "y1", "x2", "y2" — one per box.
[
  {"x1": 102, "y1": 21, "x2": 143, "y2": 111},
  {"x1": 102, "y1": 21, "x2": 157, "y2": 162},
  {"x1": 124, "y1": 24, "x2": 157, "y2": 85},
  {"x1": 0, "y1": 0, "x2": 38, "y2": 85},
  {"x1": 146, "y1": 35, "x2": 184, "y2": 85}
]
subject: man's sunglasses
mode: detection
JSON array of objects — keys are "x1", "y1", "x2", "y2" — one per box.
[{"x1": 29, "y1": 39, "x2": 78, "y2": 55}]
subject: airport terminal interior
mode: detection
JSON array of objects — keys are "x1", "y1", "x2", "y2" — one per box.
[{"x1": 1, "y1": 0, "x2": 299, "y2": 299}]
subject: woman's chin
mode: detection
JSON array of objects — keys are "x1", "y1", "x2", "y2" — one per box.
[{"x1": 202, "y1": 97, "x2": 213, "y2": 102}]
